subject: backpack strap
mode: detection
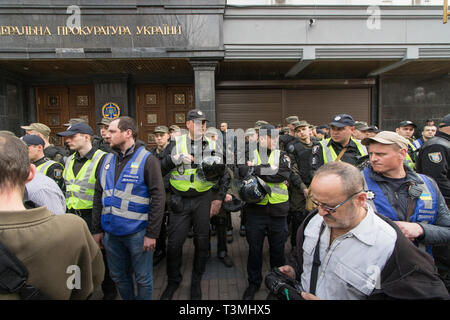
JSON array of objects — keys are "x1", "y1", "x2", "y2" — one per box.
[{"x1": 0, "y1": 240, "x2": 48, "y2": 299}]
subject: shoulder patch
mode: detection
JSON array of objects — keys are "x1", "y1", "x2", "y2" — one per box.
[
  {"x1": 428, "y1": 152, "x2": 442, "y2": 164},
  {"x1": 53, "y1": 168, "x2": 63, "y2": 179}
]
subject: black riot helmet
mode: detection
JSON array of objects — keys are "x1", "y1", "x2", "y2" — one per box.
[
  {"x1": 197, "y1": 155, "x2": 225, "y2": 182},
  {"x1": 222, "y1": 195, "x2": 243, "y2": 213},
  {"x1": 238, "y1": 174, "x2": 271, "y2": 204}
]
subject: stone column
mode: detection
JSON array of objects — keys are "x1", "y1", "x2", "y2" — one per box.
[{"x1": 190, "y1": 60, "x2": 218, "y2": 127}]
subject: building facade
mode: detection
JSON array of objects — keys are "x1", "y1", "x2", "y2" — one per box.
[{"x1": 0, "y1": 0, "x2": 449, "y2": 147}]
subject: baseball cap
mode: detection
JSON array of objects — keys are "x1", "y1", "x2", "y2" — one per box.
[
  {"x1": 245, "y1": 128, "x2": 256, "y2": 136},
  {"x1": 361, "y1": 131, "x2": 409, "y2": 149},
  {"x1": 439, "y1": 114, "x2": 450, "y2": 128},
  {"x1": 21, "y1": 123, "x2": 51, "y2": 137},
  {"x1": 169, "y1": 125, "x2": 180, "y2": 132},
  {"x1": 254, "y1": 120, "x2": 269, "y2": 129},
  {"x1": 64, "y1": 118, "x2": 88, "y2": 127},
  {"x1": 97, "y1": 118, "x2": 112, "y2": 126},
  {"x1": 317, "y1": 124, "x2": 329, "y2": 130},
  {"x1": 186, "y1": 109, "x2": 207, "y2": 122},
  {"x1": 367, "y1": 125, "x2": 381, "y2": 133},
  {"x1": 21, "y1": 134, "x2": 45, "y2": 147},
  {"x1": 398, "y1": 120, "x2": 416, "y2": 128},
  {"x1": 258, "y1": 124, "x2": 279, "y2": 137},
  {"x1": 205, "y1": 127, "x2": 218, "y2": 137},
  {"x1": 56, "y1": 123, "x2": 94, "y2": 137},
  {"x1": 285, "y1": 116, "x2": 299, "y2": 124},
  {"x1": 154, "y1": 125, "x2": 169, "y2": 134},
  {"x1": 293, "y1": 120, "x2": 310, "y2": 129},
  {"x1": 329, "y1": 114, "x2": 355, "y2": 128},
  {"x1": 354, "y1": 121, "x2": 370, "y2": 131}
]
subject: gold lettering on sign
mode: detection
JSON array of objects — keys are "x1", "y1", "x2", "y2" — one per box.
[{"x1": 0, "y1": 25, "x2": 182, "y2": 36}]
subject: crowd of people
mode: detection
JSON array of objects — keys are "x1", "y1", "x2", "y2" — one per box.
[{"x1": 0, "y1": 109, "x2": 449, "y2": 300}]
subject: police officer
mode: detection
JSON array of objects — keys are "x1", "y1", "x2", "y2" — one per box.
[
  {"x1": 93, "y1": 118, "x2": 113, "y2": 153},
  {"x1": 205, "y1": 126, "x2": 234, "y2": 267},
  {"x1": 310, "y1": 114, "x2": 367, "y2": 176},
  {"x1": 238, "y1": 124, "x2": 291, "y2": 300},
  {"x1": 21, "y1": 122, "x2": 66, "y2": 165},
  {"x1": 149, "y1": 125, "x2": 172, "y2": 266},
  {"x1": 22, "y1": 134, "x2": 65, "y2": 193},
  {"x1": 56, "y1": 122, "x2": 117, "y2": 300},
  {"x1": 417, "y1": 114, "x2": 450, "y2": 206},
  {"x1": 396, "y1": 120, "x2": 418, "y2": 170},
  {"x1": 160, "y1": 109, "x2": 227, "y2": 300},
  {"x1": 361, "y1": 131, "x2": 450, "y2": 256}
]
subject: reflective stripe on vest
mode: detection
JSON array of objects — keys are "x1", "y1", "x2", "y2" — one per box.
[
  {"x1": 252, "y1": 149, "x2": 289, "y2": 205},
  {"x1": 64, "y1": 149, "x2": 106, "y2": 210},
  {"x1": 169, "y1": 134, "x2": 214, "y2": 193},
  {"x1": 320, "y1": 138, "x2": 367, "y2": 164},
  {"x1": 363, "y1": 167, "x2": 437, "y2": 255},
  {"x1": 36, "y1": 160, "x2": 62, "y2": 175},
  {"x1": 100, "y1": 146, "x2": 151, "y2": 236}
]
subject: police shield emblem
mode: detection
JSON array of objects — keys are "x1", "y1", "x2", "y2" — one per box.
[{"x1": 428, "y1": 152, "x2": 442, "y2": 164}]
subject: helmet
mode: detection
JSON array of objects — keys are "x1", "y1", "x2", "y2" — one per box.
[
  {"x1": 238, "y1": 175, "x2": 271, "y2": 204},
  {"x1": 197, "y1": 156, "x2": 225, "y2": 182},
  {"x1": 222, "y1": 195, "x2": 243, "y2": 213}
]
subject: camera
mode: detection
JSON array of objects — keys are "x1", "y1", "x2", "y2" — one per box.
[{"x1": 265, "y1": 267, "x2": 304, "y2": 300}]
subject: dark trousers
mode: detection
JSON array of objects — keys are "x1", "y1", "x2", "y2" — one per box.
[
  {"x1": 288, "y1": 211, "x2": 307, "y2": 248},
  {"x1": 245, "y1": 214, "x2": 288, "y2": 288},
  {"x1": 166, "y1": 191, "x2": 212, "y2": 285},
  {"x1": 68, "y1": 209, "x2": 116, "y2": 295},
  {"x1": 211, "y1": 206, "x2": 228, "y2": 256},
  {"x1": 155, "y1": 213, "x2": 167, "y2": 253}
]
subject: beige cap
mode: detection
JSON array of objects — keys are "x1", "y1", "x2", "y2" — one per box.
[
  {"x1": 169, "y1": 125, "x2": 180, "y2": 132},
  {"x1": 154, "y1": 125, "x2": 169, "y2": 134},
  {"x1": 205, "y1": 127, "x2": 218, "y2": 137},
  {"x1": 285, "y1": 116, "x2": 299, "y2": 124},
  {"x1": 20, "y1": 123, "x2": 51, "y2": 137},
  {"x1": 361, "y1": 131, "x2": 409, "y2": 149},
  {"x1": 254, "y1": 120, "x2": 269, "y2": 129},
  {"x1": 245, "y1": 128, "x2": 257, "y2": 136},
  {"x1": 293, "y1": 120, "x2": 310, "y2": 129}
]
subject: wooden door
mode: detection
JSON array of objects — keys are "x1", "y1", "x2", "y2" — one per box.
[
  {"x1": 36, "y1": 85, "x2": 95, "y2": 147},
  {"x1": 136, "y1": 84, "x2": 193, "y2": 148}
]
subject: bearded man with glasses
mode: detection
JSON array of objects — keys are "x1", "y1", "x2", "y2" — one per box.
[{"x1": 275, "y1": 161, "x2": 448, "y2": 300}]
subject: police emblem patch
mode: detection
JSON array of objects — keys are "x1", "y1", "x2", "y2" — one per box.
[
  {"x1": 334, "y1": 116, "x2": 341, "y2": 121},
  {"x1": 54, "y1": 169, "x2": 62, "y2": 178},
  {"x1": 428, "y1": 152, "x2": 442, "y2": 163}
]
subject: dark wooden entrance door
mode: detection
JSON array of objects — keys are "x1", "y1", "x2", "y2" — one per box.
[
  {"x1": 36, "y1": 85, "x2": 95, "y2": 147},
  {"x1": 136, "y1": 84, "x2": 193, "y2": 148}
]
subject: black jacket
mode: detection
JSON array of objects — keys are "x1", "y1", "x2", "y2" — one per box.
[
  {"x1": 417, "y1": 131, "x2": 450, "y2": 205},
  {"x1": 289, "y1": 210, "x2": 450, "y2": 300}
]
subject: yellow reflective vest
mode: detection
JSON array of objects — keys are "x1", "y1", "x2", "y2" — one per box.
[
  {"x1": 169, "y1": 134, "x2": 215, "y2": 193},
  {"x1": 36, "y1": 159, "x2": 63, "y2": 175},
  {"x1": 63, "y1": 149, "x2": 106, "y2": 210},
  {"x1": 320, "y1": 138, "x2": 367, "y2": 164},
  {"x1": 251, "y1": 149, "x2": 289, "y2": 205}
]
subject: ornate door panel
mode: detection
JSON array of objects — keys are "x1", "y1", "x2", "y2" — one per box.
[
  {"x1": 136, "y1": 84, "x2": 193, "y2": 148},
  {"x1": 36, "y1": 85, "x2": 95, "y2": 147}
]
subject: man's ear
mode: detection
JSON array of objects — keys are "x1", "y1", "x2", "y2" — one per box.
[{"x1": 26, "y1": 163, "x2": 36, "y2": 184}]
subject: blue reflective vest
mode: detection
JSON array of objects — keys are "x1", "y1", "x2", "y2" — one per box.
[
  {"x1": 363, "y1": 167, "x2": 438, "y2": 255},
  {"x1": 100, "y1": 146, "x2": 151, "y2": 236}
]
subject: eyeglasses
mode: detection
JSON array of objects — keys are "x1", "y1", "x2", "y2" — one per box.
[{"x1": 311, "y1": 190, "x2": 363, "y2": 213}]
